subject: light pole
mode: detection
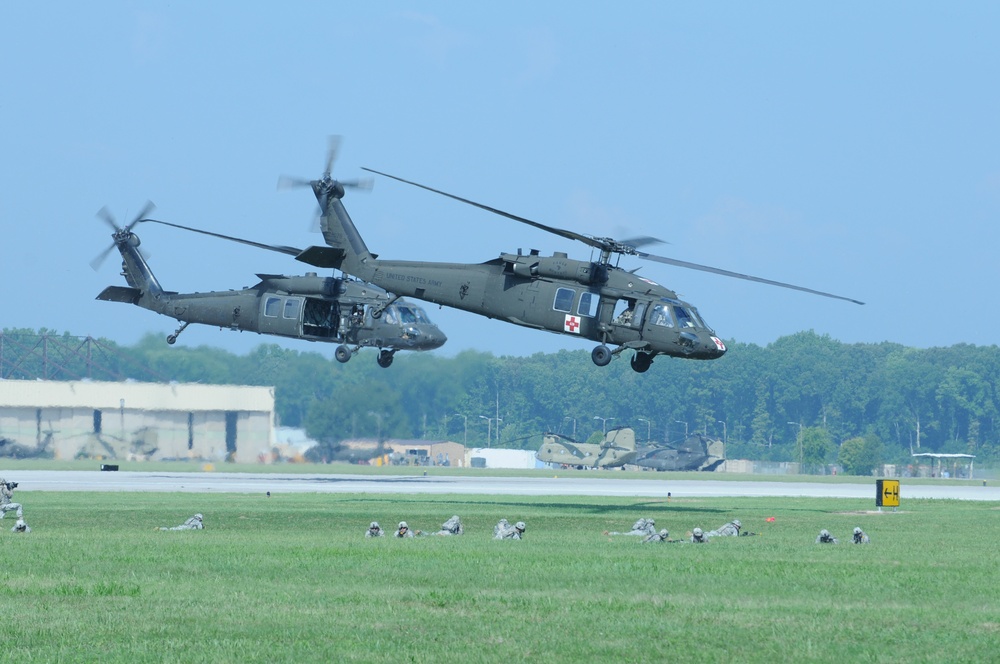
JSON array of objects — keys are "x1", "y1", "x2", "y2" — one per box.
[
  {"x1": 717, "y1": 420, "x2": 727, "y2": 444},
  {"x1": 452, "y1": 413, "x2": 467, "y2": 447},
  {"x1": 480, "y1": 415, "x2": 502, "y2": 448},
  {"x1": 637, "y1": 418, "x2": 652, "y2": 443},
  {"x1": 674, "y1": 420, "x2": 688, "y2": 438},
  {"x1": 368, "y1": 411, "x2": 384, "y2": 441},
  {"x1": 593, "y1": 415, "x2": 615, "y2": 436},
  {"x1": 787, "y1": 421, "x2": 803, "y2": 466},
  {"x1": 563, "y1": 417, "x2": 577, "y2": 439}
]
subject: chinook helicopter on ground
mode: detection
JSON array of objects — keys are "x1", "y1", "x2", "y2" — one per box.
[
  {"x1": 91, "y1": 204, "x2": 446, "y2": 367},
  {"x1": 536, "y1": 426, "x2": 637, "y2": 470},
  {"x1": 633, "y1": 433, "x2": 726, "y2": 472}
]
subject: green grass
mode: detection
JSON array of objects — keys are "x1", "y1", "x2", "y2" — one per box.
[{"x1": 2, "y1": 491, "x2": 998, "y2": 663}]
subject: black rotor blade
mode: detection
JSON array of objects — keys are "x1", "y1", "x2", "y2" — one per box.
[
  {"x1": 127, "y1": 201, "x2": 155, "y2": 231},
  {"x1": 96, "y1": 206, "x2": 119, "y2": 231},
  {"x1": 277, "y1": 175, "x2": 313, "y2": 190},
  {"x1": 620, "y1": 235, "x2": 666, "y2": 250},
  {"x1": 362, "y1": 168, "x2": 606, "y2": 251},
  {"x1": 139, "y1": 219, "x2": 304, "y2": 257},
  {"x1": 635, "y1": 250, "x2": 865, "y2": 305},
  {"x1": 324, "y1": 135, "x2": 342, "y2": 179},
  {"x1": 89, "y1": 244, "x2": 116, "y2": 271}
]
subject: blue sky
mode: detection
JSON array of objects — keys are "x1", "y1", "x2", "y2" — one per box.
[{"x1": 3, "y1": 4, "x2": 999, "y2": 359}]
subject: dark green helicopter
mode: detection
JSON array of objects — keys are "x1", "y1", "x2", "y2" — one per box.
[
  {"x1": 90, "y1": 204, "x2": 446, "y2": 367},
  {"x1": 153, "y1": 140, "x2": 864, "y2": 372}
]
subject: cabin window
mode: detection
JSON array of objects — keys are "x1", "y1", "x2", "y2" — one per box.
[
  {"x1": 283, "y1": 298, "x2": 301, "y2": 319},
  {"x1": 674, "y1": 305, "x2": 696, "y2": 328},
  {"x1": 553, "y1": 288, "x2": 575, "y2": 313},
  {"x1": 577, "y1": 292, "x2": 600, "y2": 318},
  {"x1": 264, "y1": 297, "x2": 281, "y2": 318},
  {"x1": 650, "y1": 304, "x2": 675, "y2": 327}
]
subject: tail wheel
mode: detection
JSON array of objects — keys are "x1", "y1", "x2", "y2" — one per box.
[{"x1": 591, "y1": 345, "x2": 612, "y2": 366}]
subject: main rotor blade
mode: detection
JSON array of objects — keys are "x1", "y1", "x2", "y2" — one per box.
[
  {"x1": 362, "y1": 168, "x2": 606, "y2": 251},
  {"x1": 139, "y1": 219, "x2": 303, "y2": 257},
  {"x1": 635, "y1": 250, "x2": 865, "y2": 305}
]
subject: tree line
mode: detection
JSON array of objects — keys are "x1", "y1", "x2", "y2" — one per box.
[{"x1": 3, "y1": 328, "x2": 998, "y2": 471}]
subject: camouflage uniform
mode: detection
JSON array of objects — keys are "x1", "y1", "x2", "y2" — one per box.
[
  {"x1": 708, "y1": 519, "x2": 741, "y2": 537},
  {"x1": 366, "y1": 521, "x2": 385, "y2": 537},
  {"x1": 432, "y1": 515, "x2": 463, "y2": 536},
  {"x1": 816, "y1": 529, "x2": 838, "y2": 544},
  {"x1": 395, "y1": 521, "x2": 415, "y2": 538},
  {"x1": 494, "y1": 520, "x2": 525, "y2": 540},
  {"x1": 852, "y1": 527, "x2": 870, "y2": 544},
  {"x1": 690, "y1": 527, "x2": 709, "y2": 543},
  {"x1": 642, "y1": 528, "x2": 671, "y2": 543},
  {"x1": 607, "y1": 518, "x2": 657, "y2": 537},
  {"x1": 159, "y1": 514, "x2": 204, "y2": 531},
  {"x1": 0, "y1": 480, "x2": 23, "y2": 520}
]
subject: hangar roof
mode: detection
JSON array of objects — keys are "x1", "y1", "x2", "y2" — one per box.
[{"x1": 0, "y1": 379, "x2": 274, "y2": 412}]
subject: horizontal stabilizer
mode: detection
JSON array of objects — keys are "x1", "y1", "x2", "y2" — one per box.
[
  {"x1": 296, "y1": 246, "x2": 345, "y2": 268},
  {"x1": 96, "y1": 286, "x2": 142, "y2": 304}
]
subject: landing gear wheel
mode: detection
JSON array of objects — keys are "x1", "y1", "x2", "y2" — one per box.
[
  {"x1": 630, "y1": 351, "x2": 653, "y2": 373},
  {"x1": 166, "y1": 335, "x2": 177, "y2": 345},
  {"x1": 334, "y1": 345, "x2": 352, "y2": 363},
  {"x1": 371, "y1": 309, "x2": 382, "y2": 320},
  {"x1": 377, "y1": 350, "x2": 395, "y2": 368},
  {"x1": 591, "y1": 345, "x2": 612, "y2": 366}
]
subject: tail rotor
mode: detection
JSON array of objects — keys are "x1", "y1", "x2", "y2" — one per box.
[
  {"x1": 90, "y1": 201, "x2": 154, "y2": 270},
  {"x1": 278, "y1": 136, "x2": 373, "y2": 230}
]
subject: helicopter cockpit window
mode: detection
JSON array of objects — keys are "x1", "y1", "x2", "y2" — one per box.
[
  {"x1": 650, "y1": 304, "x2": 675, "y2": 328},
  {"x1": 283, "y1": 298, "x2": 301, "y2": 320},
  {"x1": 577, "y1": 292, "x2": 599, "y2": 318},
  {"x1": 395, "y1": 306, "x2": 419, "y2": 324},
  {"x1": 410, "y1": 307, "x2": 432, "y2": 324},
  {"x1": 264, "y1": 297, "x2": 281, "y2": 318},
  {"x1": 673, "y1": 305, "x2": 697, "y2": 328},
  {"x1": 553, "y1": 288, "x2": 575, "y2": 313},
  {"x1": 690, "y1": 307, "x2": 713, "y2": 332},
  {"x1": 383, "y1": 307, "x2": 399, "y2": 325}
]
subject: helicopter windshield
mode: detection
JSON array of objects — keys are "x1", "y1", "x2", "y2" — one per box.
[
  {"x1": 689, "y1": 307, "x2": 713, "y2": 333},
  {"x1": 673, "y1": 305, "x2": 697, "y2": 328},
  {"x1": 386, "y1": 305, "x2": 433, "y2": 325}
]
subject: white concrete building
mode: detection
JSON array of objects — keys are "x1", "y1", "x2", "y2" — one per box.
[{"x1": 0, "y1": 379, "x2": 274, "y2": 464}]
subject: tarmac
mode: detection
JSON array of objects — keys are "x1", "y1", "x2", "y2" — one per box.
[{"x1": 8, "y1": 470, "x2": 1000, "y2": 501}]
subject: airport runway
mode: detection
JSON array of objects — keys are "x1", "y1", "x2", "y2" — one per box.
[{"x1": 7, "y1": 470, "x2": 1000, "y2": 501}]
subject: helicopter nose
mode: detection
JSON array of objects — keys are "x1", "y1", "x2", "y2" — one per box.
[{"x1": 709, "y1": 336, "x2": 727, "y2": 357}]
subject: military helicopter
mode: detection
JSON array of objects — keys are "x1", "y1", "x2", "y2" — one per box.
[
  {"x1": 90, "y1": 204, "x2": 446, "y2": 367},
  {"x1": 633, "y1": 433, "x2": 726, "y2": 472},
  {"x1": 342, "y1": 167, "x2": 864, "y2": 372},
  {"x1": 150, "y1": 139, "x2": 863, "y2": 372},
  {"x1": 536, "y1": 426, "x2": 637, "y2": 470}
]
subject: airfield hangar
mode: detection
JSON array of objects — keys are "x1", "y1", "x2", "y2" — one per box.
[{"x1": 0, "y1": 379, "x2": 274, "y2": 464}]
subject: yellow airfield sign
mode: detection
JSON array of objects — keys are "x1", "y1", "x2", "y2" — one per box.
[{"x1": 877, "y1": 479, "x2": 900, "y2": 507}]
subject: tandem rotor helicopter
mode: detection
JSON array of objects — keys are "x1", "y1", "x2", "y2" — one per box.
[
  {"x1": 90, "y1": 203, "x2": 446, "y2": 368},
  {"x1": 143, "y1": 138, "x2": 864, "y2": 373}
]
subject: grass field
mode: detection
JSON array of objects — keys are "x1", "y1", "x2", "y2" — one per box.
[{"x1": 2, "y1": 489, "x2": 998, "y2": 663}]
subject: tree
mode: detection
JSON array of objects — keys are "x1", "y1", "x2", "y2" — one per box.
[
  {"x1": 800, "y1": 427, "x2": 835, "y2": 474},
  {"x1": 838, "y1": 434, "x2": 883, "y2": 476}
]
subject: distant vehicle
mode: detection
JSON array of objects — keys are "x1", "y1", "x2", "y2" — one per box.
[
  {"x1": 633, "y1": 433, "x2": 725, "y2": 472},
  {"x1": 536, "y1": 426, "x2": 637, "y2": 469}
]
